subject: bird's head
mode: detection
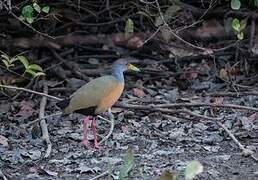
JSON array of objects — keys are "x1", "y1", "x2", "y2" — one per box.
[{"x1": 112, "y1": 58, "x2": 140, "y2": 72}]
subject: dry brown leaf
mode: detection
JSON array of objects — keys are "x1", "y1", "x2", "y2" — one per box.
[{"x1": 219, "y1": 68, "x2": 228, "y2": 81}]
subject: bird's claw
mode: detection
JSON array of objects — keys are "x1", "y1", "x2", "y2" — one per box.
[
  {"x1": 81, "y1": 139, "x2": 102, "y2": 150},
  {"x1": 93, "y1": 142, "x2": 102, "y2": 149}
]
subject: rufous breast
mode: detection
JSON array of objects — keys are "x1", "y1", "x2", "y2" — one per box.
[{"x1": 95, "y1": 83, "x2": 124, "y2": 113}]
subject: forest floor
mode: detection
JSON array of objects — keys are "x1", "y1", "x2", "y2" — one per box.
[
  {"x1": 1, "y1": 1, "x2": 258, "y2": 179},
  {"x1": 0, "y1": 54, "x2": 258, "y2": 180}
]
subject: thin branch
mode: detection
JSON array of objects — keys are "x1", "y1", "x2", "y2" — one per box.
[
  {"x1": 23, "y1": 112, "x2": 62, "y2": 128},
  {"x1": 116, "y1": 102, "x2": 258, "y2": 112},
  {"x1": 39, "y1": 84, "x2": 52, "y2": 158},
  {"x1": 0, "y1": 84, "x2": 63, "y2": 101},
  {"x1": 210, "y1": 91, "x2": 258, "y2": 97},
  {"x1": 217, "y1": 122, "x2": 258, "y2": 162},
  {"x1": 0, "y1": 169, "x2": 7, "y2": 180},
  {"x1": 99, "y1": 108, "x2": 115, "y2": 144}
]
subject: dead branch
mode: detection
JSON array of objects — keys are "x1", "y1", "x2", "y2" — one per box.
[
  {"x1": 0, "y1": 84, "x2": 62, "y2": 101},
  {"x1": 39, "y1": 83, "x2": 52, "y2": 158},
  {"x1": 217, "y1": 122, "x2": 258, "y2": 162},
  {"x1": 116, "y1": 102, "x2": 258, "y2": 112},
  {"x1": 0, "y1": 169, "x2": 7, "y2": 180}
]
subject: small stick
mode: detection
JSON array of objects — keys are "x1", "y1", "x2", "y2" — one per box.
[
  {"x1": 23, "y1": 112, "x2": 63, "y2": 128},
  {"x1": 89, "y1": 170, "x2": 109, "y2": 180},
  {"x1": 0, "y1": 169, "x2": 7, "y2": 180},
  {"x1": 0, "y1": 84, "x2": 62, "y2": 101},
  {"x1": 99, "y1": 108, "x2": 115, "y2": 144},
  {"x1": 116, "y1": 102, "x2": 258, "y2": 112},
  {"x1": 217, "y1": 122, "x2": 258, "y2": 162},
  {"x1": 39, "y1": 84, "x2": 52, "y2": 158}
]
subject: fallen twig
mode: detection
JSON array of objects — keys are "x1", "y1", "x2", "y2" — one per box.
[
  {"x1": 0, "y1": 84, "x2": 62, "y2": 101},
  {"x1": 99, "y1": 108, "x2": 115, "y2": 144},
  {"x1": 116, "y1": 102, "x2": 258, "y2": 112},
  {"x1": 210, "y1": 91, "x2": 258, "y2": 97},
  {"x1": 23, "y1": 112, "x2": 63, "y2": 128},
  {"x1": 0, "y1": 169, "x2": 7, "y2": 180},
  {"x1": 39, "y1": 84, "x2": 52, "y2": 158},
  {"x1": 217, "y1": 122, "x2": 258, "y2": 162}
]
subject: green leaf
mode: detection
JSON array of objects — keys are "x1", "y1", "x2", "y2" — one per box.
[
  {"x1": 1, "y1": 54, "x2": 10, "y2": 61},
  {"x1": 33, "y1": 2, "x2": 41, "y2": 13},
  {"x1": 10, "y1": 57, "x2": 18, "y2": 63},
  {"x1": 22, "y1": 5, "x2": 34, "y2": 18},
  {"x1": 185, "y1": 161, "x2": 203, "y2": 180},
  {"x1": 2, "y1": 59, "x2": 11, "y2": 69},
  {"x1": 34, "y1": 72, "x2": 46, "y2": 77},
  {"x1": 42, "y1": 6, "x2": 50, "y2": 13},
  {"x1": 25, "y1": 69, "x2": 37, "y2": 77},
  {"x1": 231, "y1": 0, "x2": 241, "y2": 10},
  {"x1": 17, "y1": 55, "x2": 29, "y2": 69},
  {"x1": 26, "y1": 69, "x2": 45, "y2": 77},
  {"x1": 27, "y1": 64, "x2": 43, "y2": 72},
  {"x1": 26, "y1": 17, "x2": 34, "y2": 24},
  {"x1": 125, "y1": 18, "x2": 134, "y2": 35},
  {"x1": 118, "y1": 149, "x2": 134, "y2": 180},
  {"x1": 232, "y1": 18, "x2": 240, "y2": 32},
  {"x1": 237, "y1": 31, "x2": 244, "y2": 40}
]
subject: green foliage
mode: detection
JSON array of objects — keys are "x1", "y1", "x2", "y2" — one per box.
[
  {"x1": 42, "y1": 6, "x2": 50, "y2": 13},
  {"x1": 1, "y1": 54, "x2": 45, "y2": 78},
  {"x1": 118, "y1": 148, "x2": 134, "y2": 180},
  {"x1": 21, "y1": 5, "x2": 34, "y2": 24},
  {"x1": 125, "y1": 18, "x2": 134, "y2": 38},
  {"x1": 33, "y1": 2, "x2": 41, "y2": 13},
  {"x1": 1, "y1": 54, "x2": 17, "y2": 69},
  {"x1": 16, "y1": 56, "x2": 45, "y2": 77},
  {"x1": 19, "y1": 1, "x2": 50, "y2": 24},
  {"x1": 231, "y1": 18, "x2": 245, "y2": 40},
  {"x1": 231, "y1": 0, "x2": 241, "y2": 10},
  {"x1": 227, "y1": 0, "x2": 246, "y2": 40},
  {"x1": 184, "y1": 161, "x2": 203, "y2": 180},
  {"x1": 232, "y1": 18, "x2": 241, "y2": 31}
]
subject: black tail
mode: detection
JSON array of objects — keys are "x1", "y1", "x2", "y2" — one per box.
[{"x1": 56, "y1": 98, "x2": 70, "y2": 110}]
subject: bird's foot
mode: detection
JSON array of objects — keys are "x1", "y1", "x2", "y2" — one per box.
[
  {"x1": 81, "y1": 139, "x2": 102, "y2": 150},
  {"x1": 81, "y1": 139, "x2": 92, "y2": 149},
  {"x1": 93, "y1": 141, "x2": 102, "y2": 149}
]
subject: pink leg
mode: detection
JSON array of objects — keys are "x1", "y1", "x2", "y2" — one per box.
[
  {"x1": 81, "y1": 116, "x2": 92, "y2": 148},
  {"x1": 91, "y1": 117, "x2": 101, "y2": 149}
]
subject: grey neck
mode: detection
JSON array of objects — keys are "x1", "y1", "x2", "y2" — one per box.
[{"x1": 111, "y1": 67, "x2": 124, "y2": 83}]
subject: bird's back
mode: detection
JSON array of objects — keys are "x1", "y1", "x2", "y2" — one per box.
[{"x1": 57, "y1": 75, "x2": 124, "y2": 115}]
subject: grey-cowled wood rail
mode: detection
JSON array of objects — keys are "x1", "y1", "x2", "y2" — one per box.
[{"x1": 57, "y1": 59, "x2": 140, "y2": 149}]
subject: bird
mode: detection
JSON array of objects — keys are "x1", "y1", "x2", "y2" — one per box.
[{"x1": 56, "y1": 59, "x2": 140, "y2": 149}]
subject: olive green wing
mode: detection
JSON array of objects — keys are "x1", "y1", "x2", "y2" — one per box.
[{"x1": 62, "y1": 76, "x2": 119, "y2": 114}]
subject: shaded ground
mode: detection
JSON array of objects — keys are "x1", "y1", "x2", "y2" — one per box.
[
  {"x1": 0, "y1": 56, "x2": 258, "y2": 179},
  {"x1": 1, "y1": 1, "x2": 258, "y2": 179}
]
